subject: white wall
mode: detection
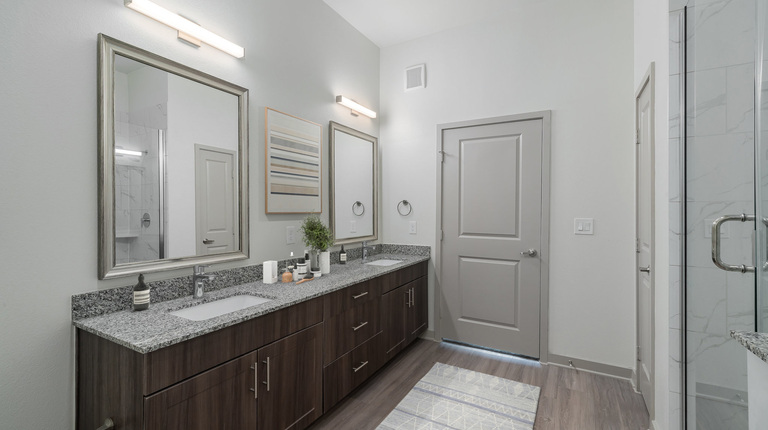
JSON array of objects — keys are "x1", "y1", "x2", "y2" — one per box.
[
  {"x1": 634, "y1": 0, "x2": 670, "y2": 428},
  {"x1": 166, "y1": 74, "x2": 239, "y2": 258},
  {"x1": 0, "y1": 1, "x2": 379, "y2": 428},
  {"x1": 380, "y1": 0, "x2": 636, "y2": 369}
]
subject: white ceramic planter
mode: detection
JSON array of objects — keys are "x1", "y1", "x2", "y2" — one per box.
[{"x1": 320, "y1": 251, "x2": 330, "y2": 274}]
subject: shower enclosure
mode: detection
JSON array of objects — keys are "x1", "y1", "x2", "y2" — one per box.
[{"x1": 674, "y1": 0, "x2": 768, "y2": 427}]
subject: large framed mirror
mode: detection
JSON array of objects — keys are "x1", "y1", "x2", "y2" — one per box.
[
  {"x1": 98, "y1": 34, "x2": 249, "y2": 279},
  {"x1": 329, "y1": 122, "x2": 378, "y2": 245}
]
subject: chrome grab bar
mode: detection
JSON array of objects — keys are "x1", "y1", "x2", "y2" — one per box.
[{"x1": 711, "y1": 214, "x2": 756, "y2": 273}]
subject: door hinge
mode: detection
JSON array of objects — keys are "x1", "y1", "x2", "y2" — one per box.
[
  {"x1": 440, "y1": 230, "x2": 444, "y2": 241},
  {"x1": 635, "y1": 129, "x2": 640, "y2": 145},
  {"x1": 637, "y1": 346, "x2": 641, "y2": 361},
  {"x1": 438, "y1": 150, "x2": 445, "y2": 163},
  {"x1": 636, "y1": 238, "x2": 640, "y2": 253}
]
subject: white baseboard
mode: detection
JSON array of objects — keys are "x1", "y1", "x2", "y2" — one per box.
[{"x1": 548, "y1": 353, "x2": 634, "y2": 381}]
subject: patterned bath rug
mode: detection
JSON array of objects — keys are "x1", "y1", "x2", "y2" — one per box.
[{"x1": 377, "y1": 362, "x2": 540, "y2": 430}]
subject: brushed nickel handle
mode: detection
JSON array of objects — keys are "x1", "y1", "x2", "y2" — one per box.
[
  {"x1": 711, "y1": 214, "x2": 756, "y2": 273},
  {"x1": 250, "y1": 364, "x2": 257, "y2": 399},
  {"x1": 639, "y1": 266, "x2": 651, "y2": 273},
  {"x1": 95, "y1": 418, "x2": 115, "y2": 430},
  {"x1": 203, "y1": 238, "x2": 214, "y2": 244},
  {"x1": 352, "y1": 321, "x2": 368, "y2": 331},
  {"x1": 520, "y1": 249, "x2": 537, "y2": 257},
  {"x1": 352, "y1": 291, "x2": 369, "y2": 299},
  {"x1": 353, "y1": 361, "x2": 369, "y2": 373},
  {"x1": 262, "y1": 357, "x2": 270, "y2": 392}
]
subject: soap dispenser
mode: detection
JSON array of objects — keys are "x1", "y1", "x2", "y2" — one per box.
[
  {"x1": 282, "y1": 265, "x2": 294, "y2": 283},
  {"x1": 339, "y1": 245, "x2": 347, "y2": 264},
  {"x1": 133, "y1": 274, "x2": 150, "y2": 311}
]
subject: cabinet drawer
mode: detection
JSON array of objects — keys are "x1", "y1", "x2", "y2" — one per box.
[
  {"x1": 324, "y1": 278, "x2": 380, "y2": 318},
  {"x1": 323, "y1": 332, "x2": 382, "y2": 413},
  {"x1": 380, "y1": 261, "x2": 428, "y2": 294},
  {"x1": 324, "y1": 299, "x2": 380, "y2": 364}
]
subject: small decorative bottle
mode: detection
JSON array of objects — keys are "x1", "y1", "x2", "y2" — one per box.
[
  {"x1": 282, "y1": 266, "x2": 294, "y2": 283},
  {"x1": 133, "y1": 274, "x2": 150, "y2": 311},
  {"x1": 339, "y1": 245, "x2": 347, "y2": 264}
]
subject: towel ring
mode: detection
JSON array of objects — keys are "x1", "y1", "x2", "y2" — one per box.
[
  {"x1": 397, "y1": 200, "x2": 412, "y2": 216},
  {"x1": 352, "y1": 201, "x2": 365, "y2": 216}
]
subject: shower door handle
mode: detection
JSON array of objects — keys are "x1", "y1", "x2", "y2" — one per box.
[{"x1": 711, "y1": 214, "x2": 756, "y2": 273}]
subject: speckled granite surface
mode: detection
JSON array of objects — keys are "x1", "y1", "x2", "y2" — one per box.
[
  {"x1": 73, "y1": 253, "x2": 429, "y2": 354},
  {"x1": 72, "y1": 244, "x2": 430, "y2": 320},
  {"x1": 731, "y1": 330, "x2": 768, "y2": 363}
]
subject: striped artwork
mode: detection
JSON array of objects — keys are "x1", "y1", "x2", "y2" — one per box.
[{"x1": 265, "y1": 108, "x2": 322, "y2": 213}]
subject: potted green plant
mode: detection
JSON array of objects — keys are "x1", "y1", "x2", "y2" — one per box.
[{"x1": 300, "y1": 215, "x2": 334, "y2": 274}]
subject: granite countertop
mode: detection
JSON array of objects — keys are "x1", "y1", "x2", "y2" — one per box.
[
  {"x1": 74, "y1": 254, "x2": 429, "y2": 354},
  {"x1": 731, "y1": 330, "x2": 768, "y2": 363}
]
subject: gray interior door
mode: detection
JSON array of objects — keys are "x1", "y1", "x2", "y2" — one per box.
[
  {"x1": 440, "y1": 117, "x2": 543, "y2": 358},
  {"x1": 635, "y1": 70, "x2": 654, "y2": 417},
  {"x1": 195, "y1": 145, "x2": 237, "y2": 255}
]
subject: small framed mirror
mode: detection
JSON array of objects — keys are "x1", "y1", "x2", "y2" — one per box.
[
  {"x1": 98, "y1": 34, "x2": 249, "y2": 279},
  {"x1": 329, "y1": 122, "x2": 378, "y2": 245}
]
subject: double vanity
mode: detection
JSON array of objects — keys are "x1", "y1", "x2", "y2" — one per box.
[
  {"x1": 74, "y1": 253, "x2": 428, "y2": 430},
  {"x1": 81, "y1": 32, "x2": 412, "y2": 430}
]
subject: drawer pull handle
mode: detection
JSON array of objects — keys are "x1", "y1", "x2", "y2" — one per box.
[
  {"x1": 250, "y1": 363, "x2": 257, "y2": 399},
  {"x1": 352, "y1": 321, "x2": 368, "y2": 331},
  {"x1": 262, "y1": 357, "x2": 270, "y2": 392},
  {"x1": 352, "y1": 291, "x2": 369, "y2": 299},
  {"x1": 353, "y1": 361, "x2": 369, "y2": 373}
]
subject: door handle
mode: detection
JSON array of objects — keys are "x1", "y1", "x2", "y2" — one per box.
[
  {"x1": 711, "y1": 214, "x2": 755, "y2": 273},
  {"x1": 520, "y1": 249, "x2": 537, "y2": 257},
  {"x1": 639, "y1": 266, "x2": 651, "y2": 273},
  {"x1": 203, "y1": 238, "x2": 215, "y2": 245}
]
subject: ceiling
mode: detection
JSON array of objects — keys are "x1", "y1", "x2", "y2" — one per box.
[{"x1": 323, "y1": 0, "x2": 534, "y2": 48}]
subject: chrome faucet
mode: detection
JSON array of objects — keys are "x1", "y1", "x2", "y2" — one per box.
[
  {"x1": 192, "y1": 265, "x2": 216, "y2": 298},
  {"x1": 361, "y1": 241, "x2": 371, "y2": 262}
]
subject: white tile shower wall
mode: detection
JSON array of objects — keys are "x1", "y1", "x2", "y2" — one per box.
[{"x1": 682, "y1": 1, "x2": 754, "y2": 427}]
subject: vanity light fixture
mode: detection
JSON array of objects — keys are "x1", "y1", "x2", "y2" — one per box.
[
  {"x1": 124, "y1": 0, "x2": 245, "y2": 58},
  {"x1": 335, "y1": 95, "x2": 377, "y2": 119},
  {"x1": 115, "y1": 148, "x2": 143, "y2": 157}
]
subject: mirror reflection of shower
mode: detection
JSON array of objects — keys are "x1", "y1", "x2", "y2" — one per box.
[{"x1": 114, "y1": 101, "x2": 167, "y2": 264}]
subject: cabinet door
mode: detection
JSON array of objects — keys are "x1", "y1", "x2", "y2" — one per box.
[
  {"x1": 381, "y1": 283, "x2": 409, "y2": 360},
  {"x1": 144, "y1": 350, "x2": 258, "y2": 430},
  {"x1": 407, "y1": 276, "x2": 428, "y2": 342},
  {"x1": 257, "y1": 323, "x2": 323, "y2": 430}
]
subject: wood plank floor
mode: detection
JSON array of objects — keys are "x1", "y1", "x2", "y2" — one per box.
[{"x1": 309, "y1": 339, "x2": 649, "y2": 430}]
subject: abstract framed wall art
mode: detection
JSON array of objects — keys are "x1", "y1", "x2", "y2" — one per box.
[{"x1": 265, "y1": 108, "x2": 322, "y2": 213}]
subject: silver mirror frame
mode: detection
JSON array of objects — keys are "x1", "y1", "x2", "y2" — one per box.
[
  {"x1": 329, "y1": 121, "x2": 378, "y2": 245},
  {"x1": 98, "y1": 34, "x2": 249, "y2": 279}
]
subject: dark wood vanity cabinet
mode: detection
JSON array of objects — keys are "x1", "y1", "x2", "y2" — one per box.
[
  {"x1": 381, "y1": 275, "x2": 428, "y2": 360},
  {"x1": 256, "y1": 323, "x2": 323, "y2": 430},
  {"x1": 143, "y1": 349, "x2": 259, "y2": 430},
  {"x1": 77, "y1": 261, "x2": 428, "y2": 429}
]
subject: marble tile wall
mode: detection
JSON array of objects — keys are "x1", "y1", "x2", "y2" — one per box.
[{"x1": 673, "y1": 0, "x2": 756, "y2": 428}]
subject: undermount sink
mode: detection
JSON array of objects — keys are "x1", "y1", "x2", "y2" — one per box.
[
  {"x1": 170, "y1": 295, "x2": 273, "y2": 321},
  {"x1": 365, "y1": 259, "x2": 403, "y2": 267}
]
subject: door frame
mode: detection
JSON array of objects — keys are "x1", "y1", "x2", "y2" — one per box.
[
  {"x1": 434, "y1": 111, "x2": 552, "y2": 362},
  {"x1": 634, "y1": 62, "x2": 655, "y2": 418}
]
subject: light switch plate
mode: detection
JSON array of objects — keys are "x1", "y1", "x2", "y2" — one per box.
[
  {"x1": 409, "y1": 221, "x2": 417, "y2": 235},
  {"x1": 574, "y1": 218, "x2": 594, "y2": 235},
  {"x1": 286, "y1": 226, "x2": 296, "y2": 244}
]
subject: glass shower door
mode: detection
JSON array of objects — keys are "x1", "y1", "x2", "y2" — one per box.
[
  {"x1": 684, "y1": 0, "x2": 755, "y2": 428},
  {"x1": 757, "y1": 0, "x2": 768, "y2": 335}
]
